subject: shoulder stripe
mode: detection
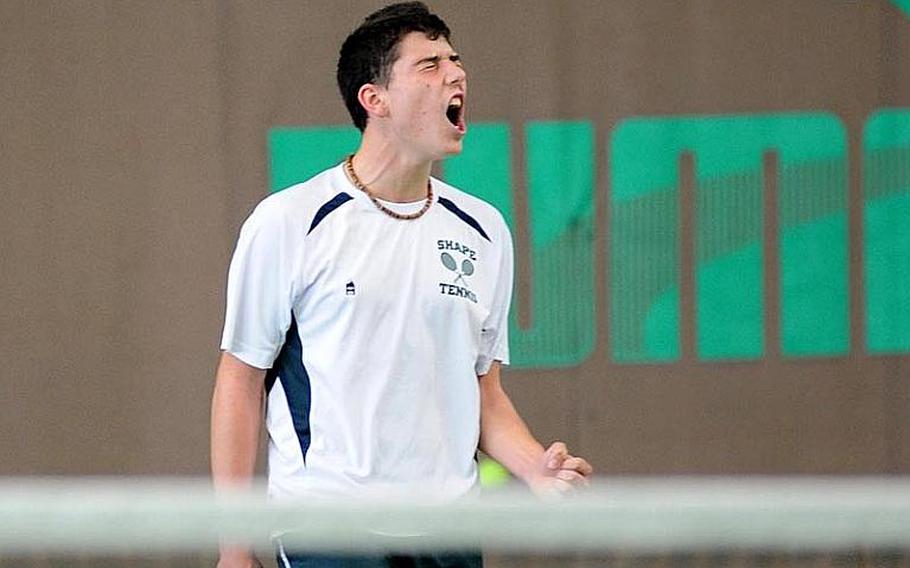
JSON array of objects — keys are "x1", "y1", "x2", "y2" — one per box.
[
  {"x1": 438, "y1": 196, "x2": 491, "y2": 241},
  {"x1": 308, "y1": 192, "x2": 354, "y2": 235}
]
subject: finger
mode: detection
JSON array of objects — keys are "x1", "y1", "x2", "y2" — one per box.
[
  {"x1": 560, "y1": 456, "x2": 594, "y2": 476},
  {"x1": 544, "y1": 442, "x2": 568, "y2": 470},
  {"x1": 555, "y1": 469, "x2": 590, "y2": 486}
]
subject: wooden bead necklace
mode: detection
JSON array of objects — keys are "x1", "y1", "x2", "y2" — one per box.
[{"x1": 345, "y1": 154, "x2": 434, "y2": 220}]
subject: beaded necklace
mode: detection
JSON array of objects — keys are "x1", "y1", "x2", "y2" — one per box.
[{"x1": 344, "y1": 154, "x2": 434, "y2": 220}]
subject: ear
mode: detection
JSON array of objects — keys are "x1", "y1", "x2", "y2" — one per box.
[{"x1": 357, "y1": 83, "x2": 389, "y2": 121}]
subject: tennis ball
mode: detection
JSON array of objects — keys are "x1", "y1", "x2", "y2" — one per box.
[{"x1": 478, "y1": 457, "x2": 511, "y2": 487}]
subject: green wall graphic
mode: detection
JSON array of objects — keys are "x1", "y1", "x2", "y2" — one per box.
[
  {"x1": 892, "y1": 0, "x2": 910, "y2": 18},
  {"x1": 864, "y1": 109, "x2": 910, "y2": 353},
  {"x1": 270, "y1": 126, "x2": 360, "y2": 191},
  {"x1": 270, "y1": 110, "x2": 908, "y2": 369},
  {"x1": 610, "y1": 113, "x2": 848, "y2": 362}
]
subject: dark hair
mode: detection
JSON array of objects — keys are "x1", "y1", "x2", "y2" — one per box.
[{"x1": 337, "y1": 2, "x2": 451, "y2": 131}]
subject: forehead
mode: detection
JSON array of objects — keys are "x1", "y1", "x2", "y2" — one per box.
[{"x1": 393, "y1": 31, "x2": 455, "y2": 64}]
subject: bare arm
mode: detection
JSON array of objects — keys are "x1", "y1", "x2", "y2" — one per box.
[
  {"x1": 211, "y1": 351, "x2": 266, "y2": 568},
  {"x1": 478, "y1": 361, "x2": 593, "y2": 493},
  {"x1": 477, "y1": 361, "x2": 545, "y2": 481}
]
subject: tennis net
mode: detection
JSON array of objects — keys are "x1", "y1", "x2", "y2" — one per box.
[{"x1": 1, "y1": 477, "x2": 908, "y2": 567}]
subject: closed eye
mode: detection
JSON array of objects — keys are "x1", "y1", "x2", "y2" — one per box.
[
  {"x1": 417, "y1": 56, "x2": 441, "y2": 70},
  {"x1": 416, "y1": 54, "x2": 462, "y2": 71}
]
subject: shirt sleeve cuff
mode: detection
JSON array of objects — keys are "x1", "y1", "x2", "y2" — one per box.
[{"x1": 219, "y1": 339, "x2": 278, "y2": 370}]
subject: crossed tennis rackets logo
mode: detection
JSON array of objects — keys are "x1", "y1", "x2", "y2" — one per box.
[
  {"x1": 436, "y1": 239, "x2": 479, "y2": 303},
  {"x1": 440, "y1": 251, "x2": 475, "y2": 288}
]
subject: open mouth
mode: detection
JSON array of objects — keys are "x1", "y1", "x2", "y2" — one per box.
[{"x1": 445, "y1": 95, "x2": 465, "y2": 132}]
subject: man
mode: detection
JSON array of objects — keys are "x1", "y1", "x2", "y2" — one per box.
[{"x1": 211, "y1": 3, "x2": 593, "y2": 567}]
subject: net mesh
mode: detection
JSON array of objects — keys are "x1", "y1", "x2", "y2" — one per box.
[{"x1": 1, "y1": 478, "x2": 908, "y2": 567}]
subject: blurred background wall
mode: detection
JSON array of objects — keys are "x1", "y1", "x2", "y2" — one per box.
[{"x1": 1, "y1": 0, "x2": 909, "y2": 477}]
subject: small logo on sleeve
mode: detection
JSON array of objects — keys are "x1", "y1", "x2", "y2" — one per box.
[{"x1": 345, "y1": 281, "x2": 356, "y2": 296}]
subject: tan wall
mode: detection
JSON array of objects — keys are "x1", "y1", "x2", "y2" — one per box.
[{"x1": 1, "y1": 0, "x2": 909, "y2": 476}]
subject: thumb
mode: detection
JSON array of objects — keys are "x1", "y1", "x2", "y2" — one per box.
[{"x1": 543, "y1": 441, "x2": 568, "y2": 471}]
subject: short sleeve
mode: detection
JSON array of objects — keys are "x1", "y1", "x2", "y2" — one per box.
[
  {"x1": 475, "y1": 219, "x2": 513, "y2": 375},
  {"x1": 220, "y1": 200, "x2": 299, "y2": 369}
]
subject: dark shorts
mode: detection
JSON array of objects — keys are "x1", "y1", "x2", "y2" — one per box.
[{"x1": 275, "y1": 550, "x2": 483, "y2": 568}]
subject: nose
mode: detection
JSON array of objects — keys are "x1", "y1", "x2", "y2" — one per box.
[{"x1": 445, "y1": 60, "x2": 466, "y2": 86}]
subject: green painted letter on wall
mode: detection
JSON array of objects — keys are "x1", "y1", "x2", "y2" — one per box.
[
  {"x1": 610, "y1": 113, "x2": 848, "y2": 362},
  {"x1": 864, "y1": 109, "x2": 910, "y2": 354}
]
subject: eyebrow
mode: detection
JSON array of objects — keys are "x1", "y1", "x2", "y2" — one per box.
[{"x1": 414, "y1": 53, "x2": 461, "y2": 66}]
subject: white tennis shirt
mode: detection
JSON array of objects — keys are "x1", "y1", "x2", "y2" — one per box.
[{"x1": 221, "y1": 163, "x2": 513, "y2": 499}]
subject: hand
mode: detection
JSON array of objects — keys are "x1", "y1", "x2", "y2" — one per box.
[
  {"x1": 528, "y1": 441, "x2": 593, "y2": 497},
  {"x1": 216, "y1": 549, "x2": 263, "y2": 568}
]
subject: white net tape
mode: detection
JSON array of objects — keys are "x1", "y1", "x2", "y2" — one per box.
[{"x1": 1, "y1": 477, "x2": 909, "y2": 556}]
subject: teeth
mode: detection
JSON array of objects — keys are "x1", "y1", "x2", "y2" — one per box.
[{"x1": 449, "y1": 98, "x2": 463, "y2": 108}]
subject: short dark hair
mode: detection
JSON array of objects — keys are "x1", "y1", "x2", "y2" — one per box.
[{"x1": 337, "y1": 2, "x2": 451, "y2": 131}]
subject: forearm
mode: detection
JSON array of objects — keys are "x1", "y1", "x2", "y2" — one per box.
[
  {"x1": 211, "y1": 352, "x2": 265, "y2": 491},
  {"x1": 478, "y1": 365, "x2": 546, "y2": 483},
  {"x1": 211, "y1": 352, "x2": 266, "y2": 566}
]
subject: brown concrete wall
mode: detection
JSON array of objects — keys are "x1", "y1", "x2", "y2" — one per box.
[{"x1": 1, "y1": 0, "x2": 908, "y2": 477}]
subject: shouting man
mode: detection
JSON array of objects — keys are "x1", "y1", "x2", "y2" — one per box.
[{"x1": 211, "y1": 3, "x2": 593, "y2": 567}]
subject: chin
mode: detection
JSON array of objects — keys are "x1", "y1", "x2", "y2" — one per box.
[
  {"x1": 423, "y1": 135, "x2": 464, "y2": 162},
  {"x1": 441, "y1": 139, "x2": 464, "y2": 157}
]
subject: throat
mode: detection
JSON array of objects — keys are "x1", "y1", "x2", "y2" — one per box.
[
  {"x1": 365, "y1": 178, "x2": 431, "y2": 204},
  {"x1": 346, "y1": 152, "x2": 433, "y2": 204}
]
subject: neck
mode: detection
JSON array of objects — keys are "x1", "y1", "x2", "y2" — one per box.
[{"x1": 349, "y1": 130, "x2": 433, "y2": 203}]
